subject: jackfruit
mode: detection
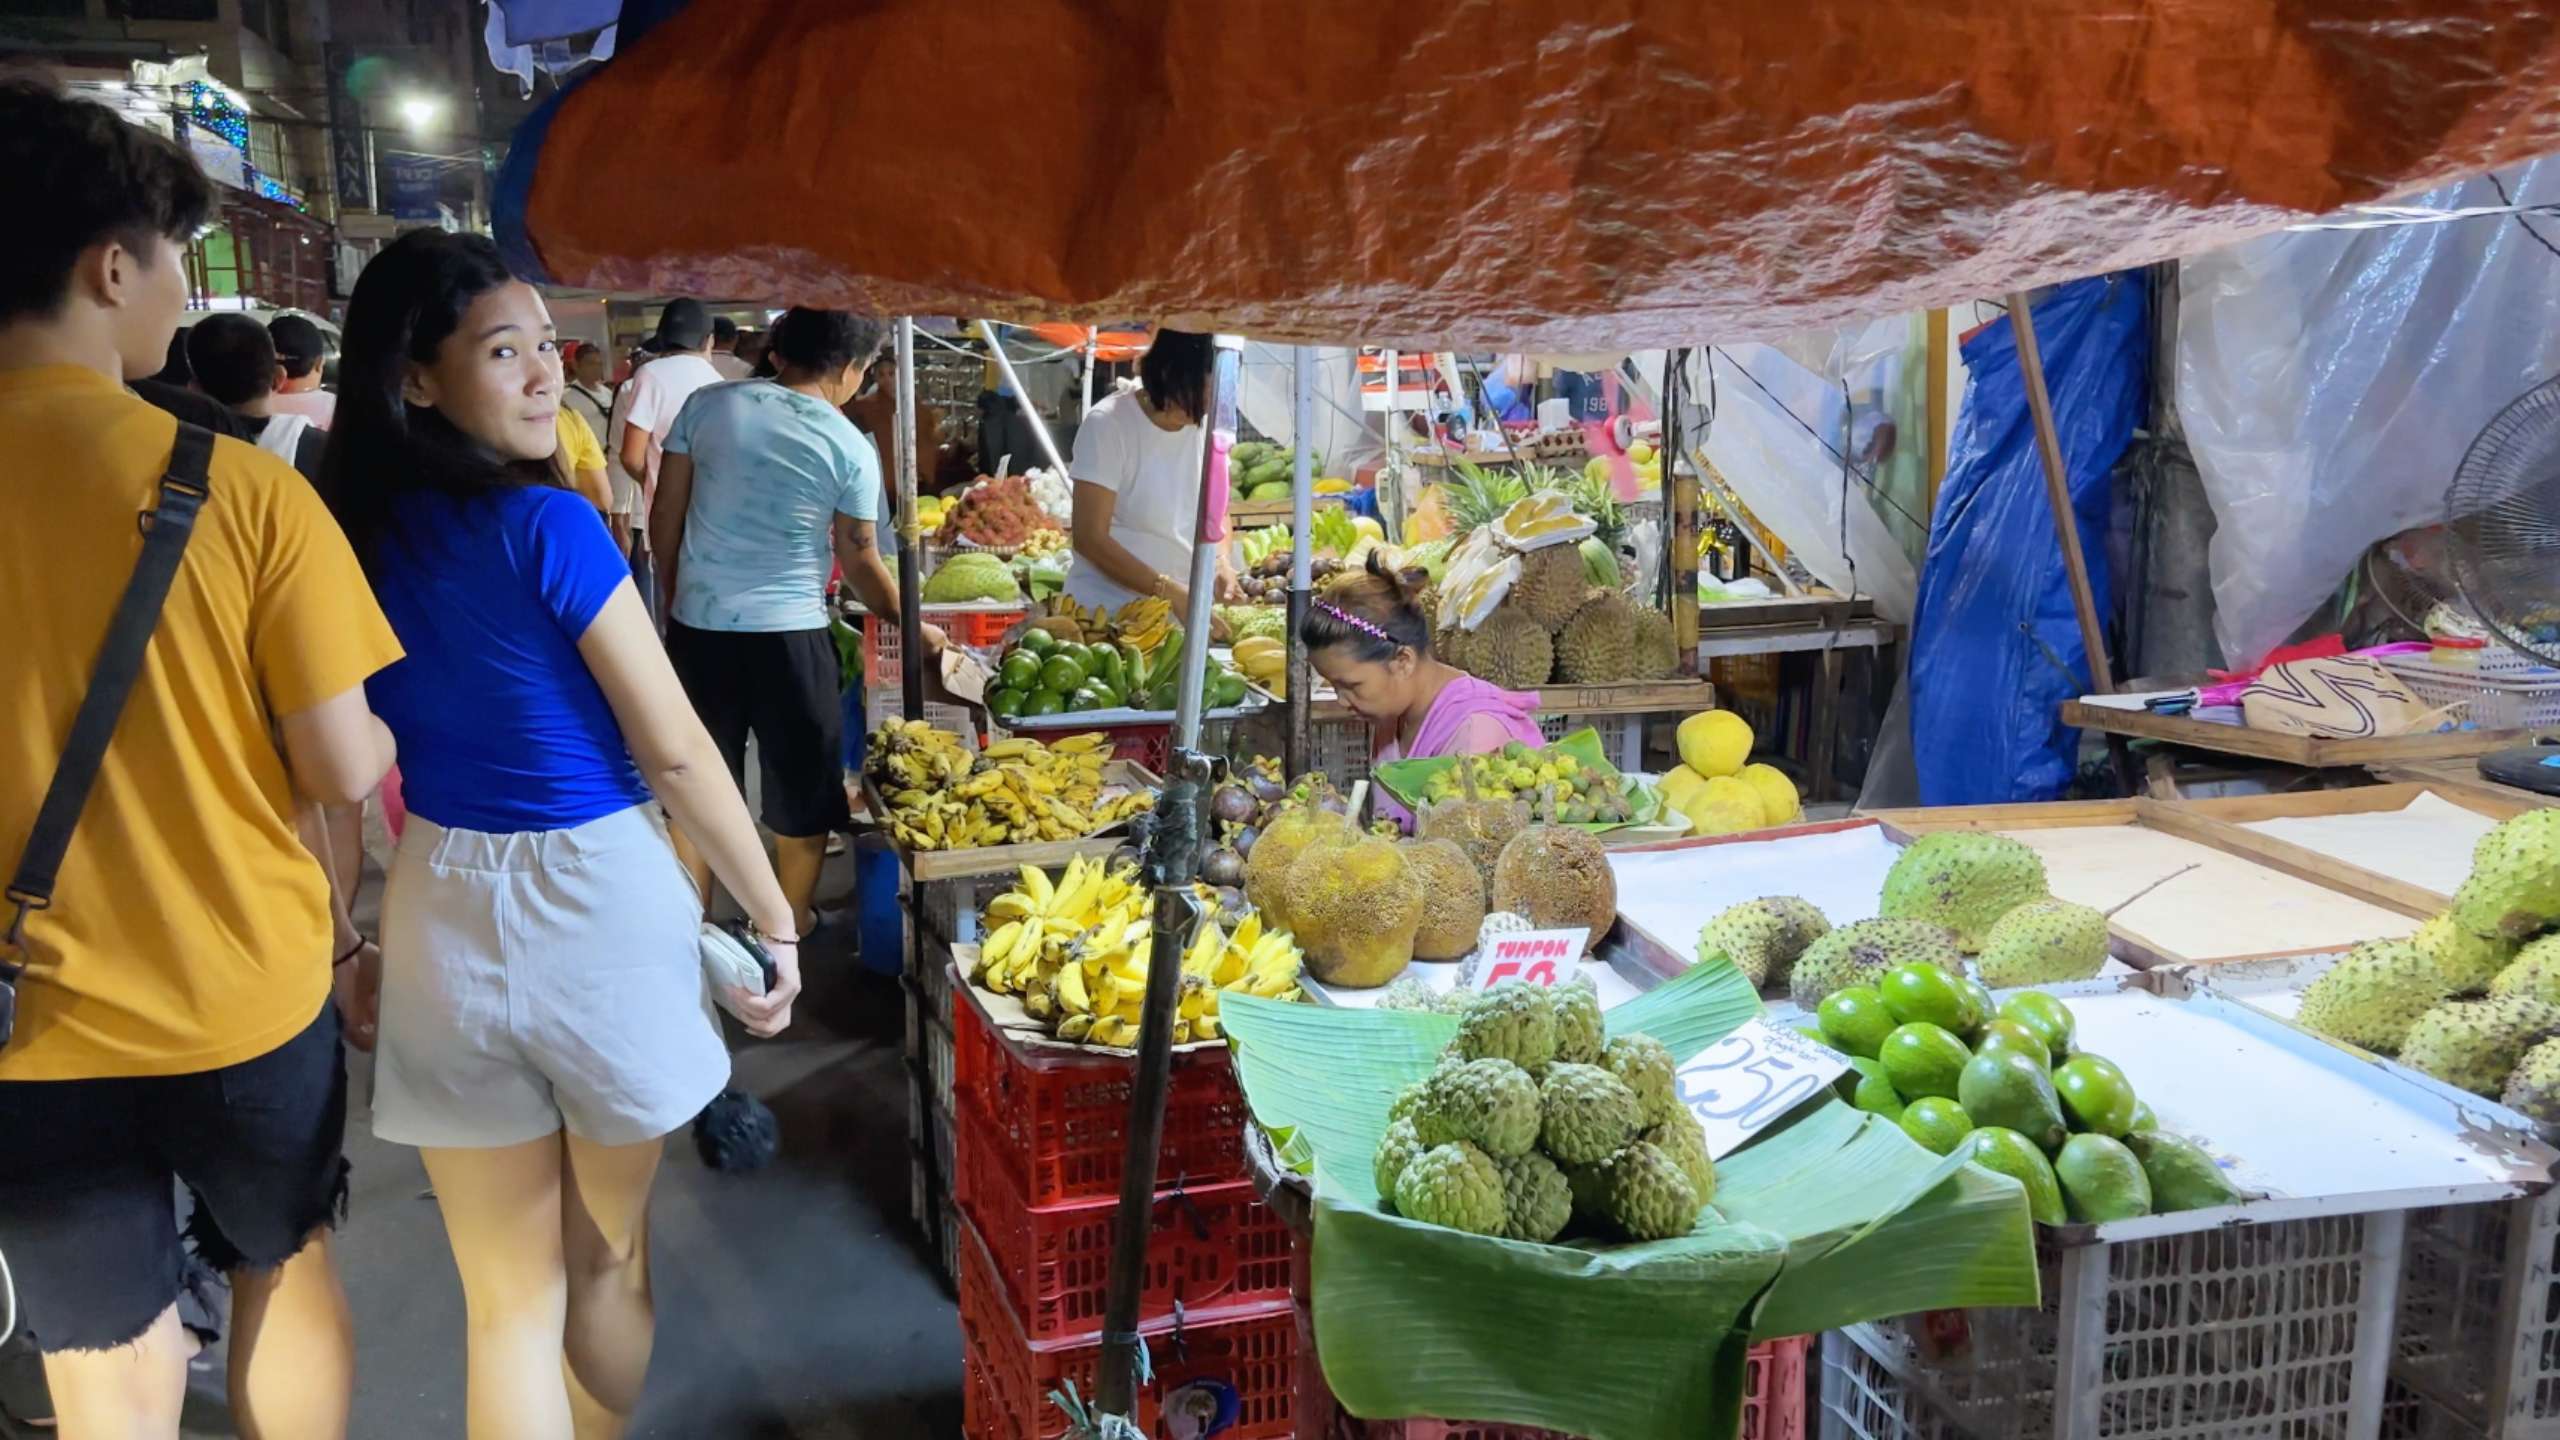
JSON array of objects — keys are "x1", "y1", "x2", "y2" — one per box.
[
  {"x1": 1594, "y1": 1141, "x2": 1701, "y2": 1241},
  {"x1": 2397, "y1": 996, "x2": 2560, "y2": 1096},
  {"x1": 1287, "y1": 833, "x2": 1423, "y2": 988},
  {"x1": 1491, "y1": 1150, "x2": 1573, "y2": 1243},
  {"x1": 2418, "y1": 912, "x2": 2518, "y2": 995},
  {"x1": 1603, "y1": 1033, "x2": 1682, "y2": 1128},
  {"x1": 1417, "y1": 793, "x2": 1530, "y2": 890},
  {"x1": 1452, "y1": 983, "x2": 1559, "y2": 1072},
  {"x1": 2500, "y1": 1037, "x2": 2560, "y2": 1124},
  {"x1": 1551, "y1": 976, "x2": 1605, "y2": 1064},
  {"x1": 1413, "y1": 1056, "x2": 1541, "y2": 1156},
  {"x1": 1696, "y1": 897, "x2": 1832, "y2": 990},
  {"x1": 1466, "y1": 603, "x2": 1554, "y2": 690},
  {"x1": 1510, "y1": 542, "x2": 1588, "y2": 631},
  {"x1": 1976, "y1": 898, "x2": 2111, "y2": 987},
  {"x1": 1878, "y1": 833, "x2": 2049, "y2": 952},
  {"x1": 1786, "y1": 917, "x2": 1966, "y2": 1009},
  {"x1": 1244, "y1": 806, "x2": 1355, "y2": 935},
  {"x1": 1393, "y1": 1142, "x2": 1507, "y2": 1234},
  {"x1": 1401, "y1": 837, "x2": 1489, "y2": 960},
  {"x1": 1539, "y1": 1061, "x2": 1643, "y2": 1165},
  {"x1": 2489, "y1": 934, "x2": 2560, "y2": 1006},
  {"x1": 1489, "y1": 824, "x2": 1617, "y2": 942},
  {"x1": 2295, "y1": 938, "x2": 2452, "y2": 1052},
  {"x1": 1554, "y1": 590, "x2": 1639, "y2": 683},
  {"x1": 1373, "y1": 1116, "x2": 1425, "y2": 1198},
  {"x1": 2450, "y1": 810, "x2": 2560, "y2": 940},
  {"x1": 1643, "y1": 1115, "x2": 1716, "y2": 1205},
  {"x1": 1631, "y1": 609, "x2": 1678, "y2": 681}
]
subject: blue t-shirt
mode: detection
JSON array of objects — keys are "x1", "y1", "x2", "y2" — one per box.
[
  {"x1": 365, "y1": 485, "x2": 651, "y2": 834},
  {"x1": 664, "y1": 380, "x2": 880, "y2": 633}
]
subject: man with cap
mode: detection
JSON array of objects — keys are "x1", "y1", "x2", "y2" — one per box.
[
  {"x1": 617, "y1": 298, "x2": 726, "y2": 523},
  {"x1": 708, "y1": 314, "x2": 752, "y2": 380},
  {"x1": 266, "y1": 312, "x2": 336, "y2": 429}
]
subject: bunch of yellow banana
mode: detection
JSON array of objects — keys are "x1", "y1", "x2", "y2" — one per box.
[
  {"x1": 866, "y1": 728, "x2": 1150, "y2": 850},
  {"x1": 1113, "y1": 595, "x2": 1174, "y2": 654},
  {"x1": 1230, "y1": 636, "x2": 1287, "y2": 697}
]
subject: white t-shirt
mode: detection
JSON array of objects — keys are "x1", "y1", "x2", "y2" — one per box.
[
  {"x1": 617, "y1": 352, "x2": 724, "y2": 513},
  {"x1": 1065, "y1": 389, "x2": 1205, "y2": 610},
  {"x1": 709, "y1": 351, "x2": 753, "y2": 381}
]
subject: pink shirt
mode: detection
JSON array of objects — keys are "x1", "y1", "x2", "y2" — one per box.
[
  {"x1": 1375, "y1": 674, "x2": 1545, "y2": 830},
  {"x1": 268, "y1": 389, "x2": 336, "y2": 429}
]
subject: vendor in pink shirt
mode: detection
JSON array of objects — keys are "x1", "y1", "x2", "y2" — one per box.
[
  {"x1": 265, "y1": 313, "x2": 336, "y2": 428},
  {"x1": 1301, "y1": 556, "x2": 1544, "y2": 830}
]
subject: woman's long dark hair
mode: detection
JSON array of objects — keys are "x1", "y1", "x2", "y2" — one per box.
[{"x1": 321, "y1": 229, "x2": 555, "y2": 571}]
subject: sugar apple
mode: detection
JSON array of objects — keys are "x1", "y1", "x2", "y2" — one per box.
[
  {"x1": 1603, "y1": 1033, "x2": 1681, "y2": 1127},
  {"x1": 2295, "y1": 938, "x2": 2452, "y2": 1051},
  {"x1": 2396, "y1": 996, "x2": 2560, "y2": 1097},
  {"x1": 1394, "y1": 1142, "x2": 1507, "y2": 1235},
  {"x1": 1551, "y1": 976, "x2": 1605, "y2": 1065},
  {"x1": 1414, "y1": 1057, "x2": 1541, "y2": 1157},
  {"x1": 1452, "y1": 981, "x2": 1559, "y2": 1070},
  {"x1": 1388, "y1": 1081, "x2": 1428, "y2": 1126},
  {"x1": 1490, "y1": 1150, "x2": 1573, "y2": 1243},
  {"x1": 1596, "y1": 1141, "x2": 1701, "y2": 1241},
  {"x1": 1373, "y1": 1116, "x2": 1425, "y2": 1199},
  {"x1": 1539, "y1": 1061, "x2": 1643, "y2": 1165},
  {"x1": 1643, "y1": 1115, "x2": 1716, "y2": 1206}
]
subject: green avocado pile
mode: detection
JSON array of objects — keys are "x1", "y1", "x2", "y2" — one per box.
[{"x1": 986, "y1": 625, "x2": 1247, "y2": 719}]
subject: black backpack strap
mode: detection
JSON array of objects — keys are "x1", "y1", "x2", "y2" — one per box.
[{"x1": 4, "y1": 421, "x2": 218, "y2": 955}]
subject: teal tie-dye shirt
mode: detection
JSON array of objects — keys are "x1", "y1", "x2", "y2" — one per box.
[{"x1": 664, "y1": 379, "x2": 881, "y2": 632}]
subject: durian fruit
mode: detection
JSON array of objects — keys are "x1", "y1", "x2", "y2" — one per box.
[
  {"x1": 2488, "y1": 933, "x2": 2560, "y2": 1006},
  {"x1": 1878, "y1": 832, "x2": 2050, "y2": 952},
  {"x1": 1551, "y1": 976, "x2": 1605, "y2": 1064},
  {"x1": 1277, "y1": 812, "x2": 1367, "y2": 960},
  {"x1": 1414, "y1": 1057, "x2": 1541, "y2": 1156},
  {"x1": 1452, "y1": 982, "x2": 1558, "y2": 1071},
  {"x1": 2295, "y1": 938, "x2": 2452, "y2": 1052},
  {"x1": 1538, "y1": 1062, "x2": 1643, "y2": 1165},
  {"x1": 2396, "y1": 996, "x2": 2560, "y2": 1097},
  {"x1": 1287, "y1": 833, "x2": 1423, "y2": 988},
  {"x1": 1394, "y1": 1142, "x2": 1507, "y2": 1234},
  {"x1": 1787, "y1": 917, "x2": 1966, "y2": 1008},
  {"x1": 1510, "y1": 542, "x2": 1588, "y2": 631},
  {"x1": 1432, "y1": 622, "x2": 1474, "y2": 670},
  {"x1": 1631, "y1": 609, "x2": 1678, "y2": 681},
  {"x1": 1976, "y1": 897, "x2": 2112, "y2": 987},
  {"x1": 1244, "y1": 805, "x2": 1355, "y2": 932},
  {"x1": 2451, "y1": 810, "x2": 2560, "y2": 940},
  {"x1": 1554, "y1": 590, "x2": 1639, "y2": 683},
  {"x1": 1401, "y1": 837, "x2": 1489, "y2": 960},
  {"x1": 2418, "y1": 912, "x2": 2518, "y2": 995},
  {"x1": 1696, "y1": 897, "x2": 1832, "y2": 989},
  {"x1": 1489, "y1": 824, "x2": 1618, "y2": 942},
  {"x1": 2502, "y1": 1037, "x2": 2560, "y2": 1124},
  {"x1": 1594, "y1": 1141, "x2": 1701, "y2": 1241},
  {"x1": 1491, "y1": 1150, "x2": 1573, "y2": 1243},
  {"x1": 1467, "y1": 603, "x2": 1555, "y2": 690}
]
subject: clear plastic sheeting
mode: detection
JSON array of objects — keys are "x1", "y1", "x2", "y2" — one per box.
[
  {"x1": 2176, "y1": 157, "x2": 2560, "y2": 669},
  {"x1": 1235, "y1": 345, "x2": 1375, "y2": 474},
  {"x1": 1911, "y1": 276, "x2": 2151, "y2": 806}
]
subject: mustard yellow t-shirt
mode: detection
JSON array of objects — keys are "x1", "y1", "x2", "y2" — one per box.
[
  {"x1": 0, "y1": 366, "x2": 403, "y2": 1080},
  {"x1": 557, "y1": 405, "x2": 605, "y2": 475}
]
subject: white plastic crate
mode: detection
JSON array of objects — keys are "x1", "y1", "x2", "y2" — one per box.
[
  {"x1": 1855, "y1": 1209, "x2": 2407, "y2": 1439},
  {"x1": 1311, "y1": 717, "x2": 1373, "y2": 789},
  {"x1": 1539, "y1": 711, "x2": 1645, "y2": 772},
  {"x1": 2395, "y1": 1189, "x2": 2560, "y2": 1439},
  {"x1": 1818, "y1": 1329, "x2": 1973, "y2": 1440},
  {"x1": 2386, "y1": 1379, "x2": 2496, "y2": 1440},
  {"x1": 2378, "y1": 658, "x2": 2560, "y2": 730}
]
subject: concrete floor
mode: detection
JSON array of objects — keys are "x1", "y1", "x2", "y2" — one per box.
[{"x1": 128, "y1": 858, "x2": 965, "y2": 1440}]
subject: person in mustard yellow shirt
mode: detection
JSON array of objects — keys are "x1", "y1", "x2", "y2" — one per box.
[
  {"x1": 0, "y1": 77, "x2": 402, "y2": 1438},
  {"x1": 556, "y1": 399, "x2": 612, "y2": 516}
]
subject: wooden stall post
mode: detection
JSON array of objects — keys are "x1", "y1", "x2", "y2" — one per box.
[{"x1": 2007, "y1": 290, "x2": 2114, "y2": 695}]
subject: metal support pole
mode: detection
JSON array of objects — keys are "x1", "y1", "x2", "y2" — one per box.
[
  {"x1": 1285, "y1": 346, "x2": 1316, "y2": 779},
  {"x1": 1665, "y1": 348, "x2": 1701, "y2": 677},
  {"x1": 2007, "y1": 290, "x2": 2115, "y2": 695},
  {"x1": 1080, "y1": 327, "x2": 1098, "y2": 417},
  {"x1": 894, "y1": 318, "x2": 925, "y2": 721},
  {"x1": 1096, "y1": 335, "x2": 1240, "y2": 1421},
  {"x1": 975, "y1": 319, "x2": 1072, "y2": 477}
]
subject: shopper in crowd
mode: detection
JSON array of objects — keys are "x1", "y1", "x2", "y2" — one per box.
[
  {"x1": 733, "y1": 326, "x2": 769, "y2": 376},
  {"x1": 1064, "y1": 327, "x2": 1243, "y2": 615},
  {"x1": 707, "y1": 313, "x2": 751, "y2": 380},
  {"x1": 186, "y1": 312, "x2": 329, "y2": 483},
  {"x1": 556, "y1": 392, "x2": 613, "y2": 517},
  {"x1": 651, "y1": 307, "x2": 938, "y2": 934},
  {"x1": 0, "y1": 74, "x2": 402, "y2": 1439},
  {"x1": 616, "y1": 298, "x2": 722, "y2": 520},
  {"x1": 563, "y1": 341, "x2": 629, "y2": 530},
  {"x1": 267, "y1": 312, "x2": 336, "y2": 428},
  {"x1": 325, "y1": 229, "x2": 801, "y2": 1440}
]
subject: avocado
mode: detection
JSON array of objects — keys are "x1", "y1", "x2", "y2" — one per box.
[
  {"x1": 2121, "y1": 1131, "x2": 2242, "y2": 1213},
  {"x1": 1967, "y1": 1127, "x2": 2067, "y2": 1225},
  {"x1": 1835, "y1": 1056, "x2": 1904, "y2": 1120},
  {"x1": 1957, "y1": 1050, "x2": 2068, "y2": 1153},
  {"x1": 2053, "y1": 1054, "x2": 2138, "y2": 1138},
  {"x1": 1878, "y1": 1023, "x2": 1971, "y2": 1102},
  {"x1": 2053, "y1": 1133, "x2": 2152, "y2": 1222}
]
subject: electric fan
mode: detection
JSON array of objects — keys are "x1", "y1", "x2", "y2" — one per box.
[{"x1": 2445, "y1": 373, "x2": 2560, "y2": 795}]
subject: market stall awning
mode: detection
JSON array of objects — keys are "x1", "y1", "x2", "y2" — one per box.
[{"x1": 498, "y1": 1, "x2": 2560, "y2": 348}]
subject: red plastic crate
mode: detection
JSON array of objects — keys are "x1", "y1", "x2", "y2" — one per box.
[
  {"x1": 959, "y1": 1216, "x2": 1296, "y2": 1440},
  {"x1": 954, "y1": 1110, "x2": 1293, "y2": 1346},
  {"x1": 863, "y1": 607, "x2": 1028, "y2": 683},
  {"x1": 1086, "y1": 722, "x2": 1172, "y2": 772},
  {"x1": 950, "y1": 981, "x2": 1251, "y2": 1206}
]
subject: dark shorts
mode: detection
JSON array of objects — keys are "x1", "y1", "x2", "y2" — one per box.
[
  {"x1": 665, "y1": 621, "x2": 851, "y2": 839},
  {"x1": 0, "y1": 1001, "x2": 347, "y2": 1353}
]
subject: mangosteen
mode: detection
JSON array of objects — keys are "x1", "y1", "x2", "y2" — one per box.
[
  {"x1": 1200, "y1": 847, "x2": 1246, "y2": 887},
  {"x1": 1210, "y1": 783, "x2": 1258, "y2": 826},
  {"x1": 1249, "y1": 774, "x2": 1285, "y2": 806},
  {"x1": 1233, "y1": 823, "x2": 1261, "y2": 858},
  {"x1": 1214, "y1": 886, "x2": 1247, "y2": 917}
]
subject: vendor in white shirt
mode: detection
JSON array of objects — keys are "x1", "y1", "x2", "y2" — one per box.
[{"x1": 1064, "y1": 329, "x2": 1242, "y2": 616}]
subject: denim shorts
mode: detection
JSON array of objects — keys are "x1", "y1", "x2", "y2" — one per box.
[{"x1": 0, "y1": 1000, "x2": 347, "y2": 1352}]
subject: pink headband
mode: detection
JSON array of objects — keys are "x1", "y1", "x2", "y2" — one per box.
[{"x1": 1316, "y1": 600, "x2": 1394, "y2": 644}]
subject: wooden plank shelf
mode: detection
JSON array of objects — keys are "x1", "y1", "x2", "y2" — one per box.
[{"x1": 2061, "y1": 701, "x2": 2543, "y2": 768}]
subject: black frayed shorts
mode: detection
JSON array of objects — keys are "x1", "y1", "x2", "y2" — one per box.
[
  {"x1": 665, "y1": 621, "x2": 851, "y2": 840},
  {"x1": 0, "y1": 1000, "x2": 347, "y2": 1353}
]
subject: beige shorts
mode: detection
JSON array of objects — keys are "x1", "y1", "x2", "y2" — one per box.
[{"x1": 373, "y1": 805, "x2": 728, "y2": 1149}]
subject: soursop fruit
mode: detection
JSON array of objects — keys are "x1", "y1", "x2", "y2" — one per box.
[
  {"x1": 1374, "y1": 1116, "x2": 1426, "y2": 1200},
  {"x1": 1595, "y1": 1142, "x2": 1702, "y2": 1241},
  {"x1": 1697, "y1": 897, "x2": 1832, "y2": 989},
  {"x1": 1787, "y1": 917, "x2": 1967, "y2": 1008},
  {"x1": 1453, "y1": 982, "x2": 1560, "y2": 1070},
  {"x1": 1879, "y1": 833, "x2": 2050, "y2": 951},
  {"x1": 1602, "y1": 1033, "x2": 1681, "y2": 1127},
  {"x1": 2451, "y1": 810, "x2": 2560, "y2": 940},
  {"x1": 1539, "y1": 1061, "x2": 1643, "y2": 1165},
  {"x1": 2501, "y1": 1037, "x2": 2560, "y2": 1124},
  {"x1": 2418, "y1": 911, "x2": 2517, "y2": 995},
  {"x1": 1554, "y1": 590, "x2": 1639, "y2": 683},
  {"x1": 1413, "y1": 1057, "x2": 1541, "y2": 1156},
  {"x1": 2396, "y1": 996, "x2": 2560, "y2": 1097},
  {"x1": 1551, "y1": 976, "x2": 1605, "y2": 1065},
  {"x1": 2295, "y1": 938, "x2": 2452, "y2": 1052},
  {"x1": 1643, "y1": 1115, "x2": 1717, "y2": 1205},
  {"x1": 2489, "y1": 934, "x2": 2560, "y2": 1007},
  {"x1": 1394, "y1": 1142, "x2": 1507, "y2": 1235},
  {"x1": 1976, "y1": 897, "x2": 2111, "y2": 987},
  {"x1": 1491, "y1": 1150, "x2": 1574, "y2": 1242}
]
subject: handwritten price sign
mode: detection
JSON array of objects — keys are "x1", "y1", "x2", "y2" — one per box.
[
  {"x1": 1675, "y1": 1020, "x2": 1848, "y2": 1159},
  {"x1": 1468, "y1": 928, "x2": 1589, "y2": 991}
]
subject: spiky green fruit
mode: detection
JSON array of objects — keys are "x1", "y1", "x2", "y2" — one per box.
[
  {"x1": 1788, "y1": 917, "x2": 1967, "y2": 1008},
  {"x1": 1539, "y1": 1061, "x2": 1643, "y2": 1165},
  {"x1": 2451, "y1": 811, "x2": 2560, "y2": 940},
  {"x1": 1976, "y1": 897, "x2": 2111, "y2": 987},
  {"x1": 1374, "y1": 1116, "x2": 1425, "y2": 1199},
  {"x1": 1394, "y1": 1142, "x2": 1507, "y2": 1234},
  {"x1": 2501, "y1": 1037, "x2": 2560, "y2": 1124},
  {"x1": 2295, "y1": 938, "x2": 2451, "y2": 1051},
  {"x1": 1490, "y1": 1150, "x2": 1573, "y2": 1242},
  {"x1": 2397, "y1": 996, "x2": 2560, "y2": 1097},
  {"x1": 1451, "y1": 981, "x2": 1558, "y2": 1071},
  {"x1": 2416, "y1": 912, "x2": 2517, "y2": 995},
  {"x1": 1603, "y1": 1033, "x2": 1681, "y2": 1127},
  {"x1": 2489, "y1": 934, "x2": 2560, "y2": 1007},
  {"x1": 1595, "y1": 1142, "x2": 1701, "y2": 1240},
  {"x1": 1413, "y1": 1058, "x2": 1541, "y2": 1157},
  {"x1": 1878, "y1": 833, "x2": 2049, "y2": 952},
  {"x1": 1696, "y1": 897, "x2": 1831, "y2": 989},
  {"x1": 1550, "y1": 976, "x2": 1605, "y2": 1065},
  {"x1": 1642, "y1": 1115, "x2": 1717, "y2": 1204}
]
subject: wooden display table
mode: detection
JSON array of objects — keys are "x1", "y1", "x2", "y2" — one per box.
[{"x1": 2062, "y1": 701, "x2": 2539, "y2": 769}]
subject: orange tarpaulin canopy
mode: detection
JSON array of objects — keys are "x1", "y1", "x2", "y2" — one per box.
[
  {"x1": 1022, "y1": 324, "x2": 1151, "y2": 363},
  {"x1": 499, "y1": 1, "x2": 2560, "y2": 348}
]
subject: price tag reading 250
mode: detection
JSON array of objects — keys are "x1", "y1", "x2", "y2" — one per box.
[
  {"x1": 1675, "y1": 1021, "x2": 1849, "y2": 1160},
  {"x1": 1469, "y1": 929, "x2": 1588, "y2": 991}
]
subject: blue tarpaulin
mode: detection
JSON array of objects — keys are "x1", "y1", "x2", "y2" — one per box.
[{"x1": 1911, "y1": 275, "x2": 2149, "y2": 805}]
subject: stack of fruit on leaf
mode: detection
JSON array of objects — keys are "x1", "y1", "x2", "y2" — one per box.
[
  {"x1": 1230, "y1": 636, "x2": 1288, "y2": 697},
  {"x1": 1415, "y1": 741, "x2": 1637, "y2": 825},
  {"x1": 863, "y1": 725, "x2": 1150, "y2": 848},
  {"x1": 918, "y1": 551, "x2": 1023, "y2": 604},
  {"x1": 934, "y1": 472, "x2": 1058, "y2": 549},
  {"x1": 988, "y1": 618, "x2": 1247, "y2": 718},
  {"x1": 1800, "y1": 972, "x2": 2243, "y2": 1223},
  {"x1": 1655, "y1": 711, "x2": 1801, "y2": 836},
  {"x1": 1428, "y1": 479, "x2": 1671, "y2": 688},
  {"x1": 971, "y1": 856, "x2": 1306, "y2": 1046},
  {"x1": 1373, "y1": 981, "x2": 1714, "y2": 1242},
  {"x1": 2291, "y1": 810, "x2": 2560, "y2": 1121}
]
